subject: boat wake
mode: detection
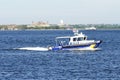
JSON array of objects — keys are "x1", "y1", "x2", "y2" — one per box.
[{"x1": 16, "y1": 47, "x2": 49, "y2": 51}]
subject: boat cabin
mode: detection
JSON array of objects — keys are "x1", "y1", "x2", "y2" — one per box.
[
  {"x1": 56, "y1": 32, "x2": 87, "y2": 46},
  {"x1": 69, "y1": 32, "x2": 87, "y2": 45}
]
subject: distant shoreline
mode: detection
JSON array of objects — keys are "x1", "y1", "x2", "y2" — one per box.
[
  {"x1": 0, "y1": 28, "x2": 120, "y2": 31},
  {"x1": 1, "y1": 24, "x2": 120, "y2": 31}
]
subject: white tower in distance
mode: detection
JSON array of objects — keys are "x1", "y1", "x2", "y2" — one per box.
[{"x1": 60, "y1": 20, "x2": 64, "y2": 25}]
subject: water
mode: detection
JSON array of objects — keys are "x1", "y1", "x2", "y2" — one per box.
[{"x1": 0, "y1": 30, "x2": 120, "y2": 80}]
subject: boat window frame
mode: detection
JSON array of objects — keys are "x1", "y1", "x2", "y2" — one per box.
[{"x1": 73, "y1": 38, "x2": 77, "y2": 41}]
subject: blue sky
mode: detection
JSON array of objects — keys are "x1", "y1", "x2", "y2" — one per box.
[{"x1": 0, "y1": 0, "x2": 120, "y2": 24}]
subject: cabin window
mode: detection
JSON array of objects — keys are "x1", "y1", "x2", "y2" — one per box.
[
  {"x1": 73, "y1": 38, "x2": 77, "y2": 41},
  {"x1": 77, "y1": 37, "x2": 81, "y2": 41},
  {"x1": 84, "y1": 37, "x2": 86, "y2": 40}
]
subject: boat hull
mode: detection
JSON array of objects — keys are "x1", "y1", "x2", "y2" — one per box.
[{"x1": 49, "y1": 40, "x2": 102, "y2": 51}]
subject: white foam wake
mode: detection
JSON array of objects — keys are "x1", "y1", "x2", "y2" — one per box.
[{"x1": 17, "y1": 47, "x2": 49, "y2": 51}]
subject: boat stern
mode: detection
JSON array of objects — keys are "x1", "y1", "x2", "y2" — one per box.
[{"x1": 48, "y1": 46, "x2": 62, "y2": 51}]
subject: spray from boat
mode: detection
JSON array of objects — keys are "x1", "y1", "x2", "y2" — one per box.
[{"x1": 16, "y1": 47, "x2": 49, "y2": 51}]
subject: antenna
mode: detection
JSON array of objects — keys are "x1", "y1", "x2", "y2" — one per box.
[{"x1": 73, "y1": 28, "x2": 78, "y2": 36}]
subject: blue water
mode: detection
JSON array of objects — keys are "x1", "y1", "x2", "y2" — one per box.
[{"x1": 0, "y1": 30, "x2": 120, "y2": 80}]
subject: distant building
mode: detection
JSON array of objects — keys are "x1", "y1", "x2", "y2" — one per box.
[
  {"x1": 7, "y1": 24, "x2": 18, "y2": 30},
  {"x1": 0, "y1": 24, "x2": 18, "y2": 30},
  {"x1": 27, "y1": 21, "x2": 50, "y2": 27},
  {"x1": 58, "y1": 20, "x2": 66, "y2": 27},
  {"x1": 85, "y1": 26, "x2": 96, "y2": 30}
]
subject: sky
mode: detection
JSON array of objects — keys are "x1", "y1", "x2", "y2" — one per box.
[{"x1": 0, "y1": 0, "x2": 120, "y2": 24}]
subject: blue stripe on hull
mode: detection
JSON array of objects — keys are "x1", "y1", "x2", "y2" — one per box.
[{"x1": 62, "y1": 44, "x2": 90, "y2": 49}]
